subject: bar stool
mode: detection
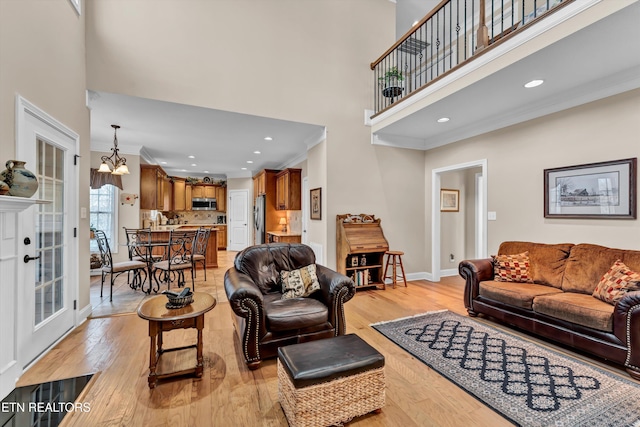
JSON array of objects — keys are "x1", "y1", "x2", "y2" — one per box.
[{"x1": 383, "y1": 250, "x2": 407, "y2": 288}]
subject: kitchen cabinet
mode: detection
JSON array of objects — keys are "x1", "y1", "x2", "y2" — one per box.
[
  {"x1": 192, "y1": 185, "x2": 203, "y2": 199},
  {"x1": 275, "y1": 168, "x2": 301, "y2": 210},
  {"x1": 185, "y1": 184, "x2": 192, "y2": 211},
  {"x1": 172, "y1": 178, "x2": 186, "y2": 211},
  {"x1": 163, "y1": 176, "x2": 173, "y2": 211},
  {"x1": 216, "y1": 225, "x2": 227, "y2": 249},
  {"x1": 253, "y1": 170, "x2": 270, "y2": 197},
  {"x1": 216, "y1": 186, "x2": 226, "y2": 212},
  {"x1": 140, "y1": 165, "x2": 168, "y2": 210}
]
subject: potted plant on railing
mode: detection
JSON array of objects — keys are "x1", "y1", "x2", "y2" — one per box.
[{"x1": 379, "y1": 66, "x2": 405, "y2": 100}]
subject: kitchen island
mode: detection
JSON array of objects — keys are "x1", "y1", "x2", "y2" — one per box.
[{"x1": 149, "y1": 226, "x2": 218, "y2": 268}]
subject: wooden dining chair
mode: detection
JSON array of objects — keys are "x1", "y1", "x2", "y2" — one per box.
[
  {"x1": 94, "y1": 230, "x2": 148, "y2": 301},
  {"x1": 191, "y1": 227, "x2": 211, "y2": 280},
  {"x1": 152, "y1": 229, "x2": 197, "y2": 291}
]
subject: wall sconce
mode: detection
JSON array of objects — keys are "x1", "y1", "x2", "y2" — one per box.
[
  {"x1": 279, "y1": 217, "x2": 287, "y2": 232},
  {"x1": 98, "y1": 124, "x2": 130, "y2": 175}
]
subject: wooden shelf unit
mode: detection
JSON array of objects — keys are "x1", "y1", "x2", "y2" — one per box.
[{"x1": 336, "y1": 214, "x2": 389, "y2": 290}]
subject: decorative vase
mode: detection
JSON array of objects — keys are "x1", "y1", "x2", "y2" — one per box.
[
  {"x1": 0, "y1": 180, "x2": 9, "y2": 195},
  {"x1": 0, "y1": 160, "x2": 39, "y2": 198}
]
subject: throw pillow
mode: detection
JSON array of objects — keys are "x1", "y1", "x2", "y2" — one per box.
[
  {"x1": 592, "y1": 260, "x2": 640, "y2": 305},
  {"x1": 281, "y1": 264, "x2": 320, "y2": 299},
  {"x1": 493, "y1": 251, "x2": 533, "y2": 283}
]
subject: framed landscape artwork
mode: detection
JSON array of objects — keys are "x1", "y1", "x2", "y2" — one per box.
[
  {"x1": 544, "y1": 158, "x2": 637, "y2": 219},
  {"x1": 440, "y1": 189, "x2": 459, "y2": 212}
]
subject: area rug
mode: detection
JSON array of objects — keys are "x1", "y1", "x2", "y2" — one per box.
[{"x1": 371, "y1": 310, "x2": 640, "y2": 427}]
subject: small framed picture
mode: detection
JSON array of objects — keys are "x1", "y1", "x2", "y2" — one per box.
[
  {"x1": 351, "y1": 256, "x2": 359, "y2": 267},
  {"x1": 440, "y1": 189, "x2": 459, "y2": 212},
  {"x1": 310, "y1": 187, "x2": 322, "y2": 220}
]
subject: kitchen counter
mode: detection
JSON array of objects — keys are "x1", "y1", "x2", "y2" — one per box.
[
  {"x1": 267, "y1": 231, "x2": 301, "y2": 244},
  {"x1": 152, "y1": 224, "x2": 225, "y2": 231}
]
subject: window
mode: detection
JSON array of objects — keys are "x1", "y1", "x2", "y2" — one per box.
[{"x1": 90, "y1": 184, "x2": 118, "y2": 253}]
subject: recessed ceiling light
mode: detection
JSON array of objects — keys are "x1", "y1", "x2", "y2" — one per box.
[
  {"x1": 241, "y1": 167, "x2": 247, "y2": 170},
  {"x1": 203, "y1": 170, "x2": 209, "y2": 173},
  {"x1": 254, "y1": 151, "x2": 261, "y2": 154},
  {"x1": 160, "y1": 161, "x2": 167, "y2": 165},
  {"x1": 264, "y1": 136, "x2": 273, "y2": 141},
  {"x1": 437, "y1": 117, "x2": 450, "y2": 123},
  {"x1": 524, "y1": 79, "x2": 544, "y2": 88},
  {"x1": 188, "y1": 155, "x2": 195, "y2": 159},
  {"x1": 247, "y1": 160, "x2": 254, "y2": 164},
  {"x1": 180, "y1": 169, "x2": 187, "y2": 172},
  {"x1": 412, "y1": 20, "x2": 419, "y2": 26},
  {"x1": 191, "y1": 163, "x2": 197, "y2": 167}
]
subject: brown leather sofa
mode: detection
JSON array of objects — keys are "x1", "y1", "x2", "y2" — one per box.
[
  {"x1": 224, "y1": 243, "x2": 356, "y2": 369},
  {"x1": 459, "y1": 241, "x2": 640, "y2": 379}
]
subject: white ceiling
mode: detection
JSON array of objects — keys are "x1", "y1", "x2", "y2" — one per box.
[
  {"x1": 374, "y1": 1, "x2": 640, "y2": 150},
  {"x1": 88, "y1": 91, "x2": 325, "y2": 179}
]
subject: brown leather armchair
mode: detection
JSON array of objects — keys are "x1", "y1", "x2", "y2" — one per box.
[{"x1": 224, "y1": 243, "x2": 356, "y2": 369}]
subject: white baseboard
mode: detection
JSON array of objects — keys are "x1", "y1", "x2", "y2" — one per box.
[
  {"x1": 440, "y1": 268, "x2": 459, "y2": 277},
  {"x1": 78, "y1": 303, "x2": 92, "y2": 323}
]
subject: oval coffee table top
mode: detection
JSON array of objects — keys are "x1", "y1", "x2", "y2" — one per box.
[{"x1": 137, "y1": 292, "x2": 216, "y2": 321}]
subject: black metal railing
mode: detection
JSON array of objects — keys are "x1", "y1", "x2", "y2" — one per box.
[{"x1": 371, "y1": 0, "x2": 570, "y2": 115}]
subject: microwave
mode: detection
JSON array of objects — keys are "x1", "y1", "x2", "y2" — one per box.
[{"x1": 192, "y1": 197, "x2": 217, "y2": 210}]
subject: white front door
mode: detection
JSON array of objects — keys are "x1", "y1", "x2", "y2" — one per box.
[
  {"x1": 228, "y1": 189, "x2": 249, "y2": 251},
  {"x1": 16, "y1": 97, "x2": 77, "y2": 367}
]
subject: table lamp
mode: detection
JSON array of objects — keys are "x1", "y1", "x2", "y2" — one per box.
[{"x1": 279, "y1": 217, "x2": 287, "y2": 232}]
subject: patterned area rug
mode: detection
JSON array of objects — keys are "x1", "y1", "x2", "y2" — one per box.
[{"x1": 371, "y1": 310, "x2": 640, "y2": 427}]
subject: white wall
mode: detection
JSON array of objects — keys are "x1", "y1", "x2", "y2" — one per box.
[
  {"x1": 425, "y1": 89, "x2": 640, "y2": 272},
  {"x1": 0, "y1": 0, "x2": 91, "y2": 308},
  {"x1": 83, "y1": 0, "x2": 427, "y2": 270}
]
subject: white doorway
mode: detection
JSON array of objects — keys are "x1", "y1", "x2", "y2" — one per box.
[
  {"x1": 16, "y1": 96, "x2": 78, "y2": 367},
  {"x1": 228, "y1": 189, "x2": 249, "y2": 251},
  {"x1": 301, "y1": 177, "x2": 309, "y2": 244},
  {"x1": 431, "y1": 159, "x2": 487, "y2": 281}
]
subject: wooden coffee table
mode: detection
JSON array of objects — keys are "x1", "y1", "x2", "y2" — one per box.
[{"x1": 137, "y1": 292, "x2": 216, "y2": 388}]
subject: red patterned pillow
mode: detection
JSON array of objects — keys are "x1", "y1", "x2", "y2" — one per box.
[
  {"x1": 493, "y1": 251, "x2": 533, "y2": 283},
  {"x1": 592, "y1": 260, "x2": 640, "y2": 305}
]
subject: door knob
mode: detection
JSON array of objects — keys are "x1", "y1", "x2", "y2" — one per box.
[{"x1": 24, "y1": 255, "x2": 40, "y2": 263}]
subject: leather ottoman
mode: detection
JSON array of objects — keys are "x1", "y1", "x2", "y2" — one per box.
[{"x1": 277, "y1": 334, "x2": 385, "y2": 427}]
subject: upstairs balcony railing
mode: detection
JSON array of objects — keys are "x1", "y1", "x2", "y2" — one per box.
[{"x1": 371, "y1": 0, "x2": 571, "y2": 115}]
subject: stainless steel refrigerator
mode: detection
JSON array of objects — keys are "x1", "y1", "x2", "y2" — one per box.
[{"x1": 254, "y1": 194, "x2": 265, "y2": 244}]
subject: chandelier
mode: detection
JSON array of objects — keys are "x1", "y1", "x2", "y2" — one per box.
[{"x1": 98, "y1": 124, "x2": 130, "y2": 175}]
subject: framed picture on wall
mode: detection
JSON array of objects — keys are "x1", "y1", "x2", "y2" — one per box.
[
  {"x1": 544, "y1": 158, "x2": 637, "y2": 219},
  {"x1": 310, "y1": 187, "x2": 322, "y2": 220},
  {"x1": 440, "y1": 189, "x2": 459, "y2": 212}
]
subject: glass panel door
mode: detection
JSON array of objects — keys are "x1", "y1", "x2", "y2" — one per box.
[{"x1": 34, "y1": 138, "x2": 65, "y2": 325}]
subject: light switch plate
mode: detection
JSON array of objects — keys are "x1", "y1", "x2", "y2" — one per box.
[
  {"x1": 80, "y1": 207, "x2": 87, "y2": 219},
  {"x1": 488, "y1": 211, "x2": 497, "y2": 221}
]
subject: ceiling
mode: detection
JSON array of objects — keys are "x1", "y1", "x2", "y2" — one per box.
[
  {"x1": 374, "y1": 1, "x2": 640, "y2": 150},
  {"x1": 88, "y1": 91, "x2": 325, "y2": 179}
]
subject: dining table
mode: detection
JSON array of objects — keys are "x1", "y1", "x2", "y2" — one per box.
[{"x1": 128, "y1": 240, "x2": 169, "y2": 294}]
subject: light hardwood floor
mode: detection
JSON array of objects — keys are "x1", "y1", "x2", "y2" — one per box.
[{"x1": 18, "y1": 251, "x2": 628, "y2": 426}]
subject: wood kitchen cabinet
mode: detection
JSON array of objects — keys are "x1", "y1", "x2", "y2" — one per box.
[
  {"x1": 163, "y1": 176, "x2": 173, "y2": 211},
  {"x1": 216, "y1": 225, "x2": 227, "y2": 249},
  {"x1": 140, "y1": 165, "x2": 168, "y2": 210},
  {"x1": 191, "y1": 185, "x2": 203, "y2": 199},
  {"x1": 185, "y1": 184, "x2": 192, "y2": 211},
  {"x1": 275, "y1": 168, "x2": 301, "y2": 210},
  {"x1": 172, "y1": 178, "x2": 186, "y2": 211},
  {"x1": 216, "y1": 186, "x2": 226, "y2": 212}
]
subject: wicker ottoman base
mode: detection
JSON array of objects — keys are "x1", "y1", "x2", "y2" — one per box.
[{"x1": 277, "y1": 360, "x2": 385, "y2": 427}]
